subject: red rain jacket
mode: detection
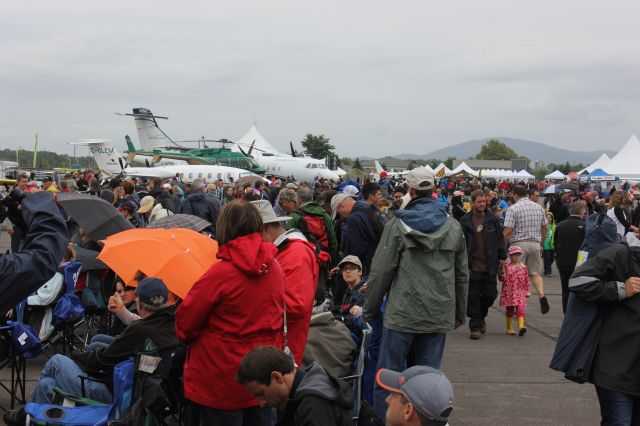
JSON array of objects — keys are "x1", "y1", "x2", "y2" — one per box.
[
  {"x1": 176, "y1": 233, "x2": 285, "y2": 410},
  {"x1": 275, "y1": 230, "x2": 319, "y2": 365}
]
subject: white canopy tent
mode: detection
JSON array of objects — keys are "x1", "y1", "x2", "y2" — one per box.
[
  {"x1": 545, "y1": 170, "x2": 566, "y2": 180},
  {"x1": 236, "y1": 125, "x2": 284, "y2": 156},
  {"x1": 603, "y1": 134, "x2": 640, "y2": 180},
  {"x1": 516, "y1": 169, "x2": 535, "y2": 179},
  {"x1": 450, "y1": 161, "x2": 479, "y2": 177},
  {"x1": 578, "y1": 153, "x2": 611, "y2": 175},
  {"x1": 434, "y1": 162, "x2": 452, "y2": 178}
]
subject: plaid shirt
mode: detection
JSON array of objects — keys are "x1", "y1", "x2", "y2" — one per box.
[{"x1": 504, "y1": 197, "x2": 546, "y2": 243}]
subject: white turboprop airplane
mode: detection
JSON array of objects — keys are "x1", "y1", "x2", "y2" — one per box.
[{"x1": 73, "y1": 139, "x2": 267, "y2": 184}]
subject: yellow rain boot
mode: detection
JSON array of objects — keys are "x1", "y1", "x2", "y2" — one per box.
[
  {"x1": 506, "y1": 317, "x2": 515, "y2": 335},
  {"x1": 518, "y1": 317, "x2": 527, "y2": 336}
]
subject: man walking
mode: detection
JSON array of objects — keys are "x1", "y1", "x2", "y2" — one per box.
[
  {"x1": 554, "y1": 200, "x2": 587, "y2": 313},
  {"x1": 460, "y1": 189, "x2": 507, "y2": 339},
  {"x1": 503, "y1": 185, "x2": 550, "y2": 314},
  {"x1": 363, "y1": 167, "x2": 468, "y2": 420}
]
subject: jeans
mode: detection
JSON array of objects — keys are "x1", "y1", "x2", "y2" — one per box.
[
  {"x1": 595, "y1": 385, "x2": 640, "y2": 425},
  {"x1": 185, "y1": 400, "x2": 274, "y2": 426},
  {"x1": 373, "y1": 327, "x2": 446, "y2": 420},
  {"x1": 543, "y1": 249, "x2": 555, "y2": 276},
  {"x1": 31, "y1": 354, "x2": 112, "y2": 404},
  {"x1": 86, "y1": 334, "x2": 116, "y2": 352},
  {"x1": 559, "y1": 268, "x2": 574, "y2": 314},
  {"x1": 467, "y1": 273, "x2": 498, "y2": 332}
]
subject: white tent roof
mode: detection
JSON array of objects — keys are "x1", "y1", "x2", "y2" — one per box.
[
  {"x1": 236, "y1": 125, "x2": 284, "y2": 156},
  {"x1": 450, "y1": 161, "x2": 479, "y2": 177},
  {"x1": 545, "y1": 170, "x2": 566, "y2": 179},
  {"x1": 604, "y1": 134, "x2": 640, "y2": 179},
  {"x1": 434, "y1": 162, "x2": 452, "y2": 177},
  {"x1": 579, "y1": 153, "x2": 611, "y2": 175},
  {"x1": 516, "y1": 169, "x2": 535, "y2": 179}
]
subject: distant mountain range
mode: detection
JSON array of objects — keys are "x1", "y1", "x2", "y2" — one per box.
[{"x1": 394, "y1": 137, "x2": 617, "y2": 165}]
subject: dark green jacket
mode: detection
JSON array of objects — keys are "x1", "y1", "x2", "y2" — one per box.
[{"x1": 289, "y1": 202, "x2": 339, "y2": 265}]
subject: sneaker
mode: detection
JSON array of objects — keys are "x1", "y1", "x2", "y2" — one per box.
[
  {"x1": 3, "y1": 408, "x2": 26, "y2": 426},
  {"x1": 470, "y1": 330, "x2": 482, "y2": 340},
  {"x1": 540, "y1": 296, "x2": 550, "y2": 314}
]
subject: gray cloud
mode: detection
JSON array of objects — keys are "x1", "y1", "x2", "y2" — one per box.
[{"x1": 2, "y1": 1, "x2": 640, "y2": 158}]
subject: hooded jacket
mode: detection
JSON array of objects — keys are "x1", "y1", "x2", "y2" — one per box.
[
  {"x1": 288, "y1": 202, "x2": 339, "y2": 264},
  {"x1": 176, "y1": 233, "x2": 285, "y2": 410},
  {"x1": 569, "y1": 237, "x2": 640, "y2": 396},
  {"x1": 342, "y1": 200, "x2": 386, "y2": 275},
  {"x1": 364, "y1": 196, "x2": 469, "y2": 333},
  {"x1": 277, "y1": 362, "x2": 354, "y2": 426},
  {"x1": 178, "y1": 192, "x2": 220, "y2": 235},
  {"x1": 274, "y1": 229, "x2": 319, "y2": 366},
  {"x1": 303, "y1": 312, "x2": 357, "y2": 378}
]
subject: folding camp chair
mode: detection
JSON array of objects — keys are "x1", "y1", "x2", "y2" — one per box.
[
  {"x1": 341, "y1": 325, "x2": 372, "y2": 420},
  {"x1": 0, "y1": 326, "x2": 27, "y2": 410}
]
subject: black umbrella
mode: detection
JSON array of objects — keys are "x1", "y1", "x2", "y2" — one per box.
[
  {"x1": 57, "y1": 192, "x2": 134, "y2": 241},
  {"x1": 146, "y1": 214, "x2": 212, "y2": 232},
  {"x1": 74, "y1": 246, "x2": 108, "y2": 270}
]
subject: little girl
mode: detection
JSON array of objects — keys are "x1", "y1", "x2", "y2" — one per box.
[{"x1": 500, "y1": 246, "x2": 530, "y2": 336}]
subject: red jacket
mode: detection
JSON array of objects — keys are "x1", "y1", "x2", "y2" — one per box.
[
  {"x1": 275, "y1": 230, "x2": 319, "y2": 365},
  {"x1": 176, "y1": 233, "x2": 285, "y2": 410}
]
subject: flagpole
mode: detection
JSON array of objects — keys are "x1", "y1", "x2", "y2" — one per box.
[{"x1": 33, "y1": 133, "x2": 39, "y2": 168}]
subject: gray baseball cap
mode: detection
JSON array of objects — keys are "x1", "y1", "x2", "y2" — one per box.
[
  {"x1": 376, "y1": 366, "x2": 454, "y2": 421},
  {"x1": 406, "y1": 167, "x2": 435, "y2": 190},
  {"x1": 337, "y1": 255, "x2": 362, "y2": 270}
]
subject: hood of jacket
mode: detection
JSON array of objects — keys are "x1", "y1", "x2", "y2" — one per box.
[
  {"x1": 293, "y1": 362, "x2": 353, "y2": 409},
  {"x1": 395, "y1": 196, "x2": 448, "y2": 234},
  {"x1": 274, "y1": 229, "x2": 308, "y2": 248},
  {"x1": 298, "y1": 202, "x2": 327, "y2": 217},
  {"x1": 185, "y1": 192, "x2": 206, "y2": 203},
  {"x1": 216, "y1": 232, "x2": 278, "y2": 277}
]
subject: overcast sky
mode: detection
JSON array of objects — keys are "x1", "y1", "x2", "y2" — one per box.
[{"x1": 2, "y1": 1, "x2": 640, "y2": 158}]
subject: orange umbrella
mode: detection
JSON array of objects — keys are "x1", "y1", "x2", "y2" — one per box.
[{"x1": 98, "y1": 228, "x2": 218, "y2": 299}]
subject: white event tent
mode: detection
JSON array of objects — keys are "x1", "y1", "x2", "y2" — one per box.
[
  {"x1": 433, "y1": 162, "x2": 452, "y2": 177},
  {"x1": 545, "y1": 170, "x2": 566, "y2": 180},
  {"x1": 450, "y1": 161, "x2": 479, "y2": 177},
  {"x1": 602, "y1": 134, "x2": 640, "y2": 180},
  {"x1": 236, "y1": 125, "x2": 283, "y2": 156},
  {"x1": 578, "y1": 153, "x2": 611, "y2": 175}
]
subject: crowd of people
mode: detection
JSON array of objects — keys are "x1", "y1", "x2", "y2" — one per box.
[{"x1": 2, "y1": 166, "x2": 640, "y2": 425}]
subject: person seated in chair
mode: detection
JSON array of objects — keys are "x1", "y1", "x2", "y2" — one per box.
[{"x1": 3, "y1": 277, "x2": 180, "y2": 426}]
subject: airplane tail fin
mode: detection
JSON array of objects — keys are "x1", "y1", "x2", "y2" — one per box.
[
  {"x1": 71, "y1": 140, "x2": 124, "y2": 175},
  {"x1": 117, "y1": 107, "x2": 172, "y2": 151},
  {"x1": 125, "y1": 135, "x2": 136, "y2": 152},
  {"x1": 374, "y1": 160, "x2": 385, "y2": 174}
]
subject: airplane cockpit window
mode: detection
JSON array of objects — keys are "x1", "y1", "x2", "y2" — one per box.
[
  {"x1": 305, "y1": 163, "x2": 312, "y2": 168},
  {"x1": 317, "y1": 164, "x2": 327, "y2": 169},
  {"x1": 311, "y1": 164, "x2": 318, "y2": 169}
]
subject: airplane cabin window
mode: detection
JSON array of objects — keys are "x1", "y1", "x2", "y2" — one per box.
[
  {"x1": 198, "y1": 173, "x2": 203, "y2": 179},
  {"x1": 208, "y1": 173, "x2": 212, "y2": 179},
  {"x1": 189, "y1": 173, "x2": 193, "y2": 179}
]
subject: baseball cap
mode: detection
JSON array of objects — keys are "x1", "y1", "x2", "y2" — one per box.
[
  {"x1": 251, "y1": 200, "x2": 292, "y2": 224},
  {"x1": 343, "y1": 185, "x2": 359, "y2": 196},
  {"x1": 338, "y1": 255, "x2": 362, "y2": 270},
  {"x1": 136, "y1": 277, "x2": 168, "y2": 307},
  {"x1": 407, "y1": 167, "x2": 435, "y2": 190},
  {"x1": 376, "y1": 366, "x2": 454, "y2": 422},
  {"x1": 379, "y1": 171, "x2": 388, "y2": 178},
  {"x1": 508, "y1": 245, "x2": 523, "y2": 255},
  {"x1": 330, "y1": 193, "x2": 353, "y2": 220},
  {"x1": 138, "y1": 196, "x2": 155, "y2": 214}
]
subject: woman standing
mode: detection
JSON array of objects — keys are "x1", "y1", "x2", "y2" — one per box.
[
  {"x1": 607, "y1": 190, "x2": 638, "y2": 239},
  {"x1": 176, "y1": 200, "x2": 284, "y2": 426}
]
